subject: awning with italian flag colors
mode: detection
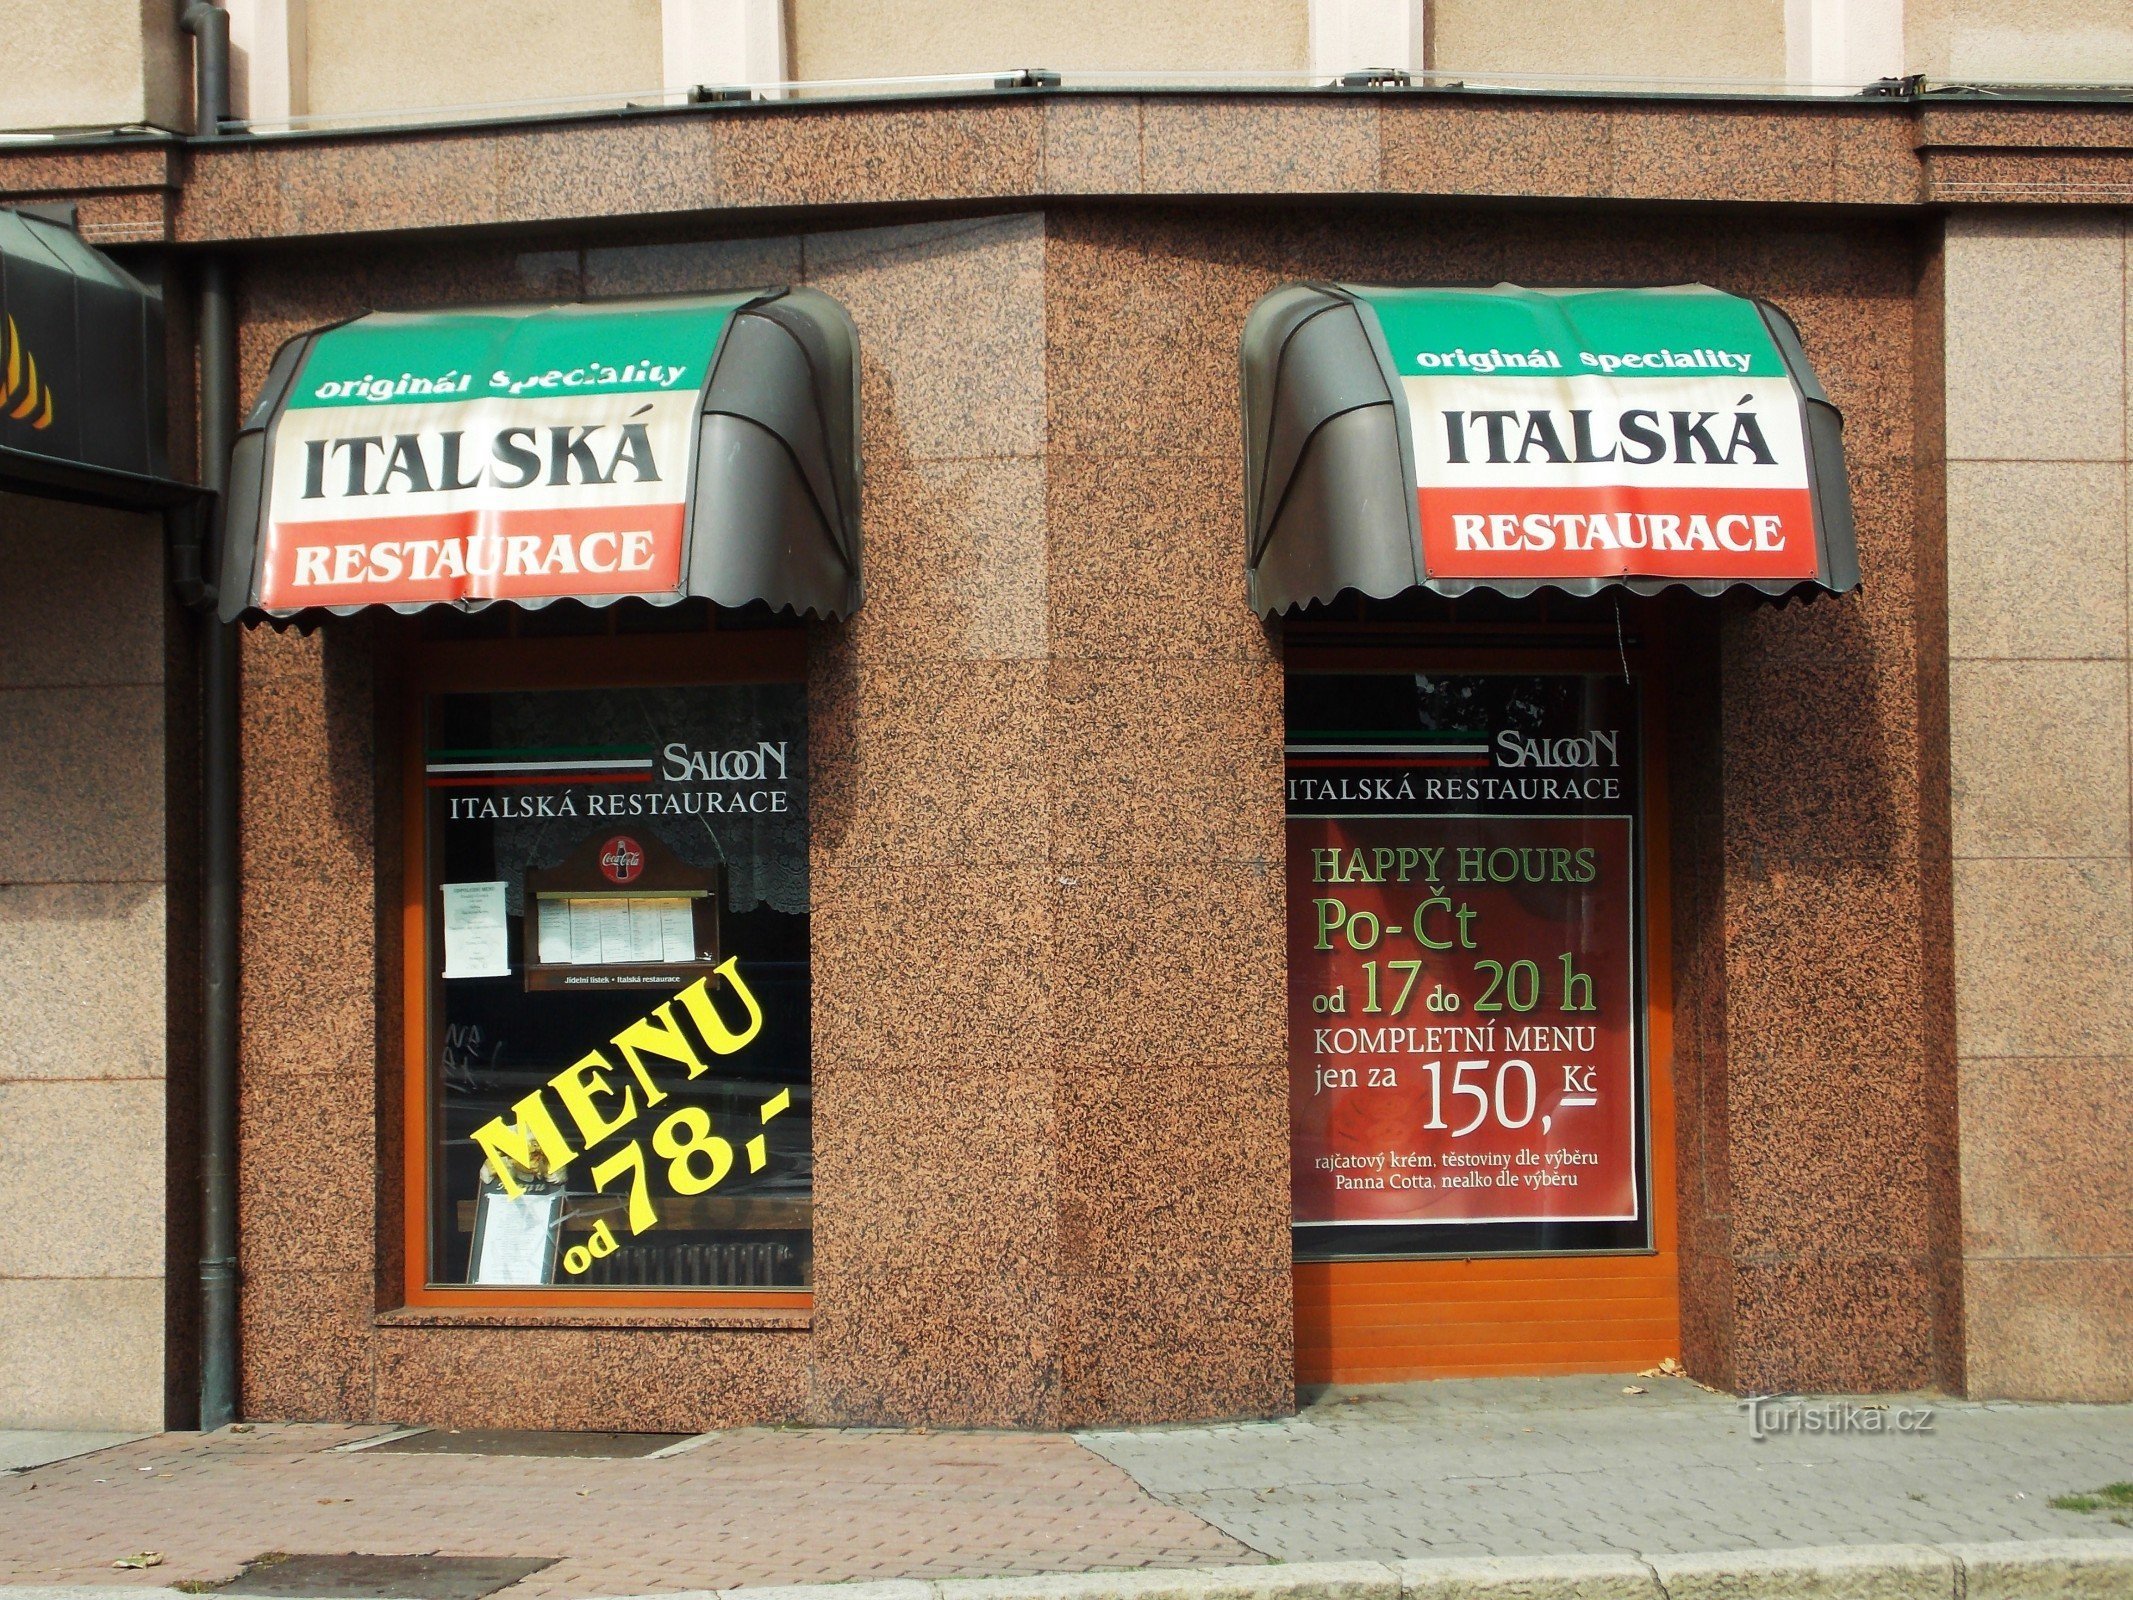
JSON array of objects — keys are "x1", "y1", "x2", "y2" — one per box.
[
  {"x1": 218, "y1": 287, "x2": 861, "y2": 622},
  {"x1": 1241, "y1": 282, "x2": 1858, "y2": 612}
]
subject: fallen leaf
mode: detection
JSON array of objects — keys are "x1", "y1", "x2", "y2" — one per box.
[
  {"x1": 113, "y1": 1553, "x2": 164, "y2": 1570},
  {"x1": 1621, "y1": 1385, "x2": 1648, "y2": 1395},
  {"x1": 1637, "y1": 1356, "x2": 1720, "y2": 1392}
]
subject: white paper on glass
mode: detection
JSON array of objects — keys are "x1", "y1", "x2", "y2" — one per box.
[
  {"x1": 568, "y1": 898, "x2": 603, "y2": 964},
  {"x1": 469, "y1": 1183, "x2": 561, "y2": 1285},
  {"x1": 440, "y1": 880, "x2": 511, "y2": 979},
  {"x1": 596, "y1": 899, "x2": 634, "y2": 964},
  {"x1": 536, "y1": 899, "x2": 572, "y2": 965},
  {"x1": 660, "y1": 898, "x2": 697, "y2": 962},
  {"x1": 628, "y1": 899, "x2": 668, "y2": 964}
]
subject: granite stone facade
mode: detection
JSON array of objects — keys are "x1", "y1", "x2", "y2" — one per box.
[
  {"x1": 220, "y1": 198, "x2": 1962, "y2": 1427},
  {"x1": 0, "y1": 34, "x2": 2127, "y2": 1433}
]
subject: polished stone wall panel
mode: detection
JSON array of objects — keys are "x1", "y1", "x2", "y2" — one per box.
[
  {"x1": 1057, "y1": 1265, "x2": 1292, "y2": 1429},
  {"x1": 847, "y1": 454, "x2": 1048, "y2": 663},
  {"x1": 811, "y1": 1267, "x2": 1058, "y2": 1428},
  {"x1": 0, "y1": 503, "x2": 169, "y2": 1431},
  {"x1": 1045, "y1": 451, "x2": 1266, "y2": 665},
  {"x1": 231, "y1": 198, "x2": 1951, "y2": 1425},
  {"x1": 1963, "y1": 1258, "x2": 2133, "y2": 1401},
  {"x1": 1945, "y1": 211, "x2": 2133, "y2": 1400},
  {"x1": 1959, "y1": 1055, "x2": 2133, "y2": 1260},
  {"x1": 370, "y1": 1325, "x2": 812, "y2": 1431},
  {"x1": 810, "y1": 1063, "x2": 1057, "y2": 1277},
  {"x1": 1044, "y1": 204, "x2": 1949, "y2": 1396},
  {"x1": 0, "y1": 885, "x2": 168, "y2": 1082}
]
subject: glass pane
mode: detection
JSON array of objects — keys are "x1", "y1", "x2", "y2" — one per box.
[
  {"x1": 425, "y1": 683, "x2": 810, "y2": 1290},
  {"x1": 1285, "y1": 671, "x2": 1649, "y2": 1259}
]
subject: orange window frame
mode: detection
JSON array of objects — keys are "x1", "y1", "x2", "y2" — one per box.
[
  {"x1": 1283, "y1": 634, "x2": 1680, "y2": 1383},
  {"x1": 396, "y1": 629, "x2": 813, "y2": 1311}
]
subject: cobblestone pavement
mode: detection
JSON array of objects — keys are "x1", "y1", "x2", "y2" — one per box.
[
  {"x1": 1077, "y1": 1375, "x2": 2133, "y2": 1560},
  {"x1": 0, "y1": 1424, "x2": 1253, "y2": 1596}
]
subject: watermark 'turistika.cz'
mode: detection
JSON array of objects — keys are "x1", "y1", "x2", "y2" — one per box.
[{"x1": 1741, "y1": 1397, "x2": 1936, "y2": 1441}]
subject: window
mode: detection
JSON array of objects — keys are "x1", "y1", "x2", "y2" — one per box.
[
  {"x1": 1286, "y1": 669, "x2": 1650, "y2": 1258},
  {"x1": 413, "y1": 675, "x2": 810, "y2": 1299}
]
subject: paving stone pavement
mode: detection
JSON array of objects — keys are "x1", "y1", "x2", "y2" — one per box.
[
  {"x1": 0, "y1": 1424, "x2": 1254, "y2": 1596},
  {"x1": 1076, "y1": 1375, "x2": 2133, "y2": 1560},
  {"x1": 0, "y1": 1438, "x2": 148, "y2": 1476},
  {"x1": 3, "y1": 1378, "x2": 2130, "y2": 1596}
]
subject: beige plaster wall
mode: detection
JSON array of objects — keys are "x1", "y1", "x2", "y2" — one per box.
[
  {"x1": 302, "y1": 0, "x2": 662, "y2": 118},
  {"x1": 0, "y1": 495, "x2": 169, "y2": 1431},
  {"x1": 0, "y1": 0, "x2": 186, "y2": 133},
  {"x1": 1431, "y1": 0, "x2": 1786, "y2": 82},
  {"x1": 789, "y1": 0, "x2": 1308, "y2": 81},
  {"x1": 1944, "y1": 211, "x2": 2133, "y2": 1402},
  {"x1": 1908, "y1": 0, "x2": 2133, "y2": 83}
]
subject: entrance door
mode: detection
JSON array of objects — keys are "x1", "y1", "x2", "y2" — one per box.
[{"x1": 1285, "y1": 658, "x2": 1678, "y2": 1382}]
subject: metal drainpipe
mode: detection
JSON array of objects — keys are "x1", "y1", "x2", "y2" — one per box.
[{"x1": 181, "y1": 0, "x2": 239, "y2": 1434}]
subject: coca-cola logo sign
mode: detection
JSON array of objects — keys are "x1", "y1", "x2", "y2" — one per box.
[{"x1": 599, "y1": 834, "x2": 645, "y2": 885}]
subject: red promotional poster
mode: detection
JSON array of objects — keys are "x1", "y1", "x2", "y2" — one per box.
[
  {"x1": 1285, "y1": 670, "x2": 1647, "y2": 1256},
  {"x1": 1287, "y1": 814, "x2": 1639, "y2": 1228}
]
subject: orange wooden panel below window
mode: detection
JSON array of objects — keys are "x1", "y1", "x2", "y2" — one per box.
[{"x1": 1295, "y1": 1253, "x2": 1679, "y2": 1383}]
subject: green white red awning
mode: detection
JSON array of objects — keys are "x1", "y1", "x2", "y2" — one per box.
[
  {"x1": 1242, "y1": 283, "x2": 1858, "y2": 612},
  {"x1": 219, "y1": 288, "x2": 861, "y2": 622}
]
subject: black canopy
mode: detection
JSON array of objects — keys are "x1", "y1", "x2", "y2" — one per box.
[{"x1": 0, "y1": 206, "x2": 192, "y2": 512}]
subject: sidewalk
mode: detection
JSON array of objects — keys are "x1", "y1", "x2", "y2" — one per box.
[
  {"x1": 1, "y1": 1377, "x2": 2129, "y2": 1597},
  {"x1": 1079, "y1": 1374, "x2": 2133, "y2": 1557}
]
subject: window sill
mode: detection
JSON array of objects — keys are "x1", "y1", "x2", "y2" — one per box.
[{"x1": 377, "y1": 1306, "x2": 811, "y2": 1331}]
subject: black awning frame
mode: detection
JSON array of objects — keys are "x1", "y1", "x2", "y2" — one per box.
[{"x1": 0, "y1": 205, "x2": 200, "y2": 507}]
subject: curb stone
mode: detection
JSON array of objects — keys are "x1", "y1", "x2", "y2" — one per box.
[
  {"x1": 6, "y1": 1544, "x2": 2133, "y2": 1600},
  {"x1": 677, "y1": 1540, "x2": 2133, "y2": 1600},
  {"x1": 1395, "y1": 1552, "x2": 1660, "y2": 1598},
  {"x1": 1646, "y1": 1545, "x2": 1954, "y2": 1600},
  {"x1": 1945, "y1": 1539, "x2": 2133, "y2": 1599},
  {"x1": 935, "y1": 1563, "x2": 1392, "y2": 1600}
]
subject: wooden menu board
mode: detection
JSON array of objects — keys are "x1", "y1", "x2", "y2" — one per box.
[{"x1": 523, "y1": 829, "x2": 721, "y2": 991}]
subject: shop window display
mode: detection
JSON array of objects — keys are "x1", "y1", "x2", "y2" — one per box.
[{"x1": 421, "y1": 682, "x2": 810, "y2": 1292}]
